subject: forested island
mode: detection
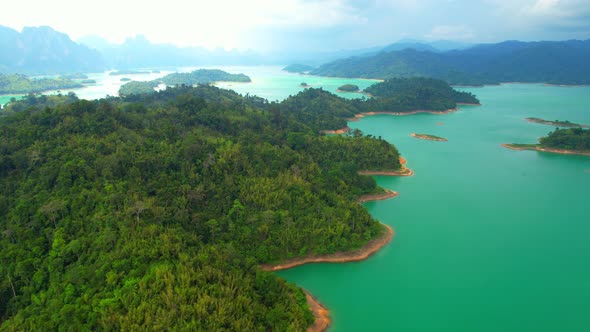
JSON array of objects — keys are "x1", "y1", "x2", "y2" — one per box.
[
  {"x1": 0, "y1": 85, "x2": 405, "y2": 330},
  {"x1": 503, "y1": 128, "x2": 590, "y2": 156},
  {"x1": 118, "y1": 69, "x2": 251, "y2": 96},
  {"x1": 0, "y1": 73, "x2": 82, "y2": 94},
  {"x1": 525, "y1": 117, "x2": 590, "y2": 128},
  {"x1": 411, "y1": 133, "x2": 448, "y2": 141},
  {"x1": 337, "y1": 84, "x2": 360, "y2": 92},
  {"x1": 283, "y1": 64, "x2": 316, "y2": 74}
]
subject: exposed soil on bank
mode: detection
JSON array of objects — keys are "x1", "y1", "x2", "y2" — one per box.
[
  {"x1": 357, "y1": 189, "x2": 399, "y2": 203},
  {"x1": 260, "y1": 224, "x2": 394, "y2": 272},
  {"x1": 305, "y1": 292, "x2": 330, "y2": 332}
]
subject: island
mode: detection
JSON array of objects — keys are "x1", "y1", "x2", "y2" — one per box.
[
  {"x1": 525, "y1": 117, "x2": 590, "y2": 128},
  {"x1": 502, "y1": 127, "x2": 590, "y2": 156},
  {"x1": 283, "y1": 64, "x2": 316, "y2": 74},
  {"x1": 118, "y1": 69, "x2": 252, "y2": 96},
  {"x1": 300, "y1": 82, "x2": 310, "y2": 88},
  {"x1": 411, "y1": 133, "x2": 448, "y2": 141},
  {"x1": 80, "y1": 79, "x2": 96, "y2": 84},
  {"x1": 337, "y1": 84, "x2": 360, "y2": 92},
  {"x1": 120, "y1": 77, "x2": 131, "y2": 82},
  {"x1": 0, "y1": 73, "x2": 82, "y2": 94}
]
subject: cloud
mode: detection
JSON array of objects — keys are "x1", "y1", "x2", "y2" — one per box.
[{"x1": 425, "y1": 25, "x2": 475, "y2": 40}]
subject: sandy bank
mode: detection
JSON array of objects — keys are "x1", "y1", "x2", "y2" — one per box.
[
  {"x1": 501, "y1": 144, "x2": 590, "y2": 156},
  {"x1": 260, "y1": 224, "x2": 394, "y2": 272},
  {"x1": 305, "y1": 292, "x2": 330, "y2": 332},
  {"x1": 358, "y1": 166, "x2": 414, "y2": 176},
  {"x1": 411, "y1": 133, "x2": 448, "y2": 142},
  {"x1": 357, "y1": 189, "x2": 399, "y2": 203},
  {"x1": 347, "y1": 108, "x2": 458, "y2": 122},
  {"x1": 321, "y1": 126, "x2": 350, "y2": 135}
]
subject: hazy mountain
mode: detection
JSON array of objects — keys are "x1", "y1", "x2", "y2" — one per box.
[
  {"x1": 311, "y1": 39, "x2": 590, "y2": 85},
  {"x1": 0, "y1": 25, "x2": 105, "y2": 75},
  {"x1": 79, "y1": 35, "x2": 263, "y2": 68}
]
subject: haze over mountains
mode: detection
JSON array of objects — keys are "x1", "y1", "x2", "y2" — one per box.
[
  {"x1": 1, "y1": 25, "x2": 589, "y2": 86},
  {"x1": 0, "y1": 26, "x2": 105, "y2": 75}
]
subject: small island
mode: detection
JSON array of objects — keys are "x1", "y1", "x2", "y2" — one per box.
[
  {"x1": 411, "y1": 133, "x2": 448, "y2": 142},
  {"x1": 503, "y1": 127, "x2": 590, "y2": 156},
  {"x1": 300, "y1": 82, "x2": 310, "y2": 88},
  {"x1": 525, "y1": 117, "x2": 590, "y2": 128},
  {"x1": 118, "y1": 69, "x2": 252, "y2": 96},
  {"x1": 80, "y1": 79, "x2": 96, "y2": 84},
  {"x1": 120, "y1": 78, "x2": 132, "y2": 82},
  {"x1": 0, "y1": 73, "x2": 82, "y2": 94},
  {"x1": 283, "y1": 64, "x2": 316, "y2": 74},
  {"x1": 337, "y1": 84, "x2": 360, "y2": 92}
]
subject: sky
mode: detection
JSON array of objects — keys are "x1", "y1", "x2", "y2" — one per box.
[{"x1": 2, "y1": 0, "x2": 589, "y2": 51}]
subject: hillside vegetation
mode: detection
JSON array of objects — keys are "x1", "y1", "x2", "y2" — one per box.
[
  {"x1": 0, "y1": 85, "x2": 403, "y2": 330},
  {"x1": 311, "y1": 40, "x2": 590, "y2": 85}
]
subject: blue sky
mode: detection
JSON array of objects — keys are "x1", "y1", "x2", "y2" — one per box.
[{"x1": 3, "y1": 0, "x2": 589, "y2": 51}]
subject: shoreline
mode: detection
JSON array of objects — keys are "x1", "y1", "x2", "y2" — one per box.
[
  {"x1": 357, "y1": 189, "x2": 399, "y2": 203},
  {"x1": 305, "y1": 291, "x2": 330, "y2": 332},
  {"x1": 261, "y1": 223, "x2": 394, "y2": 272},
  {"x1": 456, "y1": 102, "x2": 482, "y2": 106},
  {"x1": 501, "y1": 144, "x2": 590, "y2": 156},
  {"x1": 410, "y1": 133, "x2": 448, "y2": 142},
  {"x1": 358, "y1": 166, "x2": 414, "y2": 176},
  {"x1": 321, "y1": 126, "x2": 350, "y2": 135},
  {"x1": 347, "y1": 108, "x2": 458, "y2": 122}
]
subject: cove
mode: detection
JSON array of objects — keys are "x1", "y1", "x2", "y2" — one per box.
[{"x1": 278, "y1": 83, "x2": 590, "y2": 331}]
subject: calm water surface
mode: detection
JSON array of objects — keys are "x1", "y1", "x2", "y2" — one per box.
[{"x1": 278, "y1": 83, "x2": 590, "y2": 331}]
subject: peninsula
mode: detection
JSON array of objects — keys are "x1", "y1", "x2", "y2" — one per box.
[
  {"x1": 525, "y1": 117, "x2": 590, "y2": 128},
  {"x1": 503, "y1": 127, "x2": 590, "y2": 156}
]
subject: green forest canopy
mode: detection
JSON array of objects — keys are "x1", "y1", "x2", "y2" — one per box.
[
  {"x1": 0, "y1": 73, "x2": 82, "y2": 94},
  {"x1": 539, "y1": 128, "x2": 590, "y2": 151},
  {"x1": 0, "y1": 84, "x2": 410, "y2": 330},
  {"x1": 119, "y1": 69, "x2": 251, "y2": 96}
]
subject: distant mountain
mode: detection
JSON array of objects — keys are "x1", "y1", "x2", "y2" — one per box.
[
  {"x1": 311, "y1": 39, "x2": 590, "y2": 85},
  {"x1": 0, "y1": 25, "x2": 105, "y2": 75},
  {"x1": 79, "y1": 35, "x2": 262, "y2": 68}
]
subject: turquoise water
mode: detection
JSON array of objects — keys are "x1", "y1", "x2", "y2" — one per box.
[{"x1": 278, "y1": 83, "x2": 590, "y2": 331}]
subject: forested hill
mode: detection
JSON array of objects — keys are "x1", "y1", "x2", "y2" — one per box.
[
  {"x1": 0, "y1": 85, "x2": 401, "y2": 330},
  {"x1": 118, "y1": 69, "x2": 252, "y2": 96},
  {"x1": 311, "y1": 39, "x2": 590, "y2": 85},
  {"x1": 0, "y1": 25, "x2": 105, "y2": 75},
  {"x1": 0, "y1": 73, "x2": 82, "y2": 94},
  {"x1": 539, "y1": 128, "x2": 590, "y2": 151}
]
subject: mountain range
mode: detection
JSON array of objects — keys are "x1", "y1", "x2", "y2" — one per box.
[
  {"x1": 1, "y1": 25, "x2": 589, "y2": 86},
  {"x1": 310, "y1": 40, "x2": 590, "y2": 85},
  {"x1": 0, "y1": 26, "x2": 105, "y2": 75}
]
